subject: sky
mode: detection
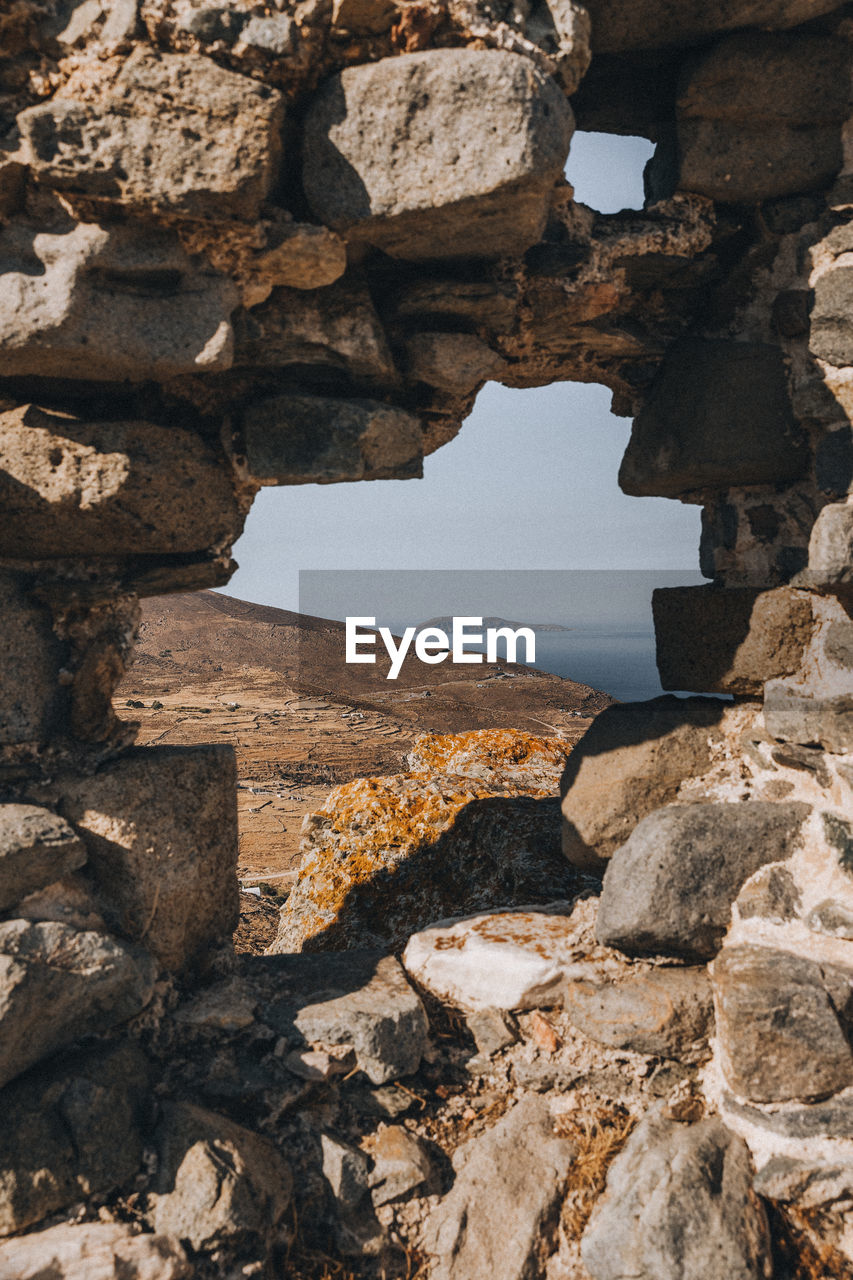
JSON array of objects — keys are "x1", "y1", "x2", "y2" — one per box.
[{"x1": 224, "y1": 133, "x2": 703, "y2": 613}]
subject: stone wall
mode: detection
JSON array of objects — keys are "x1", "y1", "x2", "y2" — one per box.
[{"x1": 0, "y1": 0, "x2": 852, "y2": 1276}]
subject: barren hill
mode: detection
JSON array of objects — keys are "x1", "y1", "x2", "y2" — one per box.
[{"x1": 116, "y1": 591, "x2": 613, "y2": 881}]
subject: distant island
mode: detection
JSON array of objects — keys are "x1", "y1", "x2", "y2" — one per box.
[{"x1": 418, "y1": 616, "x2": 571, "y2": 633}]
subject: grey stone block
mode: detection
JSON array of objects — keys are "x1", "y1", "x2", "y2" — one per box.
[
  {"x1": 619, "y1": 339, "x2": 806, "y2": 498},
  {"x1": 0, "y1": 804, "x2": 86, "y2": 913},
  {"x1": 596, "y1": 801, "x2": 809, "y2": 960}
]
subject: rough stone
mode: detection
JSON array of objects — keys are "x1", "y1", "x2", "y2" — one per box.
[
  {"x1": 321, "y1": 1134, "x2": 370, "y2": 1211},
  {"x1": 57, "y1": 745, "x2": 239, "y2": 974},
  {"x1": 0, "y1": 572, "x2": 64, "y2": 746},
  {"x1": 807, "y1": 500, "x2": 853, "y2": 585},
  {"x1": 151, "y1": 1101, "x2": 292, "y2": 1253},
  {"x1": 272, "y1": 768, "x2": 588, "y2": 953},
  {"x1": 249, "y1": 220, "x2": 347, "y2": 292},
  {"x1": 0, "y1": 804, "x2": 85, "y2": 913},
  {"x1": 596, "y1": 801, "x2": 809, "y2": 960},
  {"x1": 251, "y1": 952, "x2": 429, "y2": 1085},
  {"x1": 764, "y1": 682, "x2": 853, "y2": 755},
  {"x1": 713, "y1": 946, "x2": 853, "y2": 1104},
  {"x1": 303, "y1": 48, "x2": 574, "y2": 260},
  {"x1": 0, "y1": 1222, "x2": 190, "y2": 1280},
  {"x1": 0, "y1": 405, "x2": 240, "y2": 558},
  {"x1": 466, "y1": 1007, "x2": 518, "y2": 1056},
  {"x1": 675, "y1": 34, "x2": 848, "y2": 202},
  {"x1": 583, "y1": 0, "x2": 842, "y2": 53},
  {"x1": 19, "y1": 48, "x2": 284, "y2": 220},
  {"x1": 812, "y1": 262, "x2": 853, "y2": 368},
  {"x1": 405, "y1": 333, "x2": 505, "y2": 396},
  {"x1": 243, "y1": 394, "x2": 423, "y2": 485},
  {"x1": 735, "y1": 864, "x2": 801, "y2": 923},
  {"x1": 403, "y1": 904, "x2": 596, "y2": 1013},
  {"x1": 807, "y1": 899, "x2": 853, "y2": 940},
  {"x1": 560, "y1": 695, "x2": 733, "y2": 872},
  {"x1": 423, "y1": 1097, "x2": 575, "y2": 1280},
  {"x1": 0, "y1": 1042, "x2": 150, "y2": 1237},
  {"x1": 581, "y1": 1111, "x2": 772, "y2": 1280},
  {"x1": 0, "y1": 220, "x2": 238, "y2": 381},
  {"x1": 753, "y1": 1156, "x2": 853, "y2": 1209},
  {"x1": 563, "y1": 967, "x2": 714, "y2": 1061},
  {"x1": 0, "y1": 920, "x2": 156, "y2": 1089},
  {"x1": 410, "y1": 729, "x2": 572, "y2": 791},
  {"x1": 619, "y1": 340, "x2": 806, "y2": 498},
  {"x1": 653, "y1": 585, "x2": 813, "y2": 695},
  {"x1": 365, "y1": 1125, "x2": 433, "y2": 1206},
  {"x1": 233, "y1": 275, "x2": 396, "y2": 384}
]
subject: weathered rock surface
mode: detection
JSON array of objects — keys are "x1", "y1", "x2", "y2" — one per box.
[
  {"x1": 807, "y1": 499, "x2": 853, "y2": 585},
  {"x1": 619, "y1": 339, "x2": 806, "y2": 497},
  {"x1": 273, "y1": 768, "x2": 588, "y2": 953},
  {"x1": 423, "y1": 1097, "x2": 576, "y2": 1280},
  {"x1": 0, "y1": 1042, "x2": 150, "y2": 1236},
  {"x1": 365, "y1": 1125, "x2": 433, "y2": 1206},
  {"x1": 19, "y1": 48, "x2": 284, "y2": 220},
  {"x1": 713, "y1": 946, "x2": 853, "y2": 1104},
  {"x1": 405, "y1": 332, "x2": 505, "y2": 396},
  {"x1": 583, "y1": 0, "x2": 842, "y2": 53},
  {"x1": 0, "y1": 220, "x2": 239, "y2": 381},
  {"x1": 675, "y1": 34, "x2": 848, "y2": 202},
  {"x1": 764, "y1": 681, "x2": 853, "y2": 755},
  {"x1": 581, "y1": 1111, "x2": 772, "y2": 1280},
  {"x1": 303, "y1": 49, "x2": 574, "y2": 259},
  {"x1": 57, "y1": 745, "x2": 239, "y2": 973},
  {"x1": 0, "y1": 573, "x2": 64, "y2": 747},
  {"x1": 232, "y1": 275, "x2": 396, "y2": 383},
  {"x1": 151, "y1": 1101, "x2": 291, "y2": 1252},
  {"x1": 0, "y1": 405, "x2": 240, "y2": 558},
  {"x1": 563, "y1": 967, "x2": 714, "y2": 1061},
  {"x1": 248, "y1": 951, "x2": 429, "y2": 1084},
  {"x1": 812, "y1": 266, "x2": 853, "y2": 369},
  {"x1": 653, "y1": 586, "x2": 813, "y2": 695},
  {"x1": 560, "y1": 696, "x2": 734, "y2": 872},
  {"x1": 0, "y1": 1222, "x2": 190, "y2": 1280},
  {"x1": 0, "y1": 804, "x2": 85, "y2": 913},
  {"x1": 403, "y1": 903, "x2": 597, "y2": 1012},
  {"x1": 596, "y1": 802, "x2": 809, "y2": 960},
  {"x1": 410, "y1": 729, "x2": 572, "y2": 791},
  {"x1": 0, "y1": 920, "x2": 156, "y2": 1089},
  {"x1": 243, "y1": 394, "x2": 423, "y2": 485},
  {"x1": 735, "y1": 864, "x2": 802, "y2": 923}
]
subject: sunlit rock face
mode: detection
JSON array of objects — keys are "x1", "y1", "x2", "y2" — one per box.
[{"x1": 0, "y1": 1, "x2": 851, "y2": 1275}]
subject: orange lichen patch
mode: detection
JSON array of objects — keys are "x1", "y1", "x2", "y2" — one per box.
[
  {"x1": 408, "y1": 728, "x2": 571, "y2": 791},
  {"x1": 295, "y1": 772, "x2": 511, "y2": 922}
]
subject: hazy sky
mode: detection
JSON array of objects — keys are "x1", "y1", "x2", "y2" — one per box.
[{"x1": 226, "y1": 133, "x2": 702, "y2": 612}]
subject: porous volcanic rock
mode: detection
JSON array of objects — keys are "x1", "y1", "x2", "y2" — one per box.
[{"x1": 303, "y1": 48, "x2": 574, "y2": 259}]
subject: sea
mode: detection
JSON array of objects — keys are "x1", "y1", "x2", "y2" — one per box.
[{"x1": 524, "y1": 628, "x2": 667, "y2": 703}]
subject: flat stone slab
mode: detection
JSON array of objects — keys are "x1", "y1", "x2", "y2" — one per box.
[
  {"x1": 402, "y1": 903, "x2": 600, "y2": 1013},
  {"x1": 0, "y1": 803, "x2": 86, "y2": 913},
  {"x1": 0, "y1": 1222, "x2": 190, "y2": 1279}
]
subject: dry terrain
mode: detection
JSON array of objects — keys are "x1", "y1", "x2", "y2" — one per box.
[{"x1": 115, "y1": 592, "x2": 613, "y2": 889}]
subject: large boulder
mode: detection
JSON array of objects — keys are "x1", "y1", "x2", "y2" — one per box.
[
  {"x1": 272, "y1": 772, "x2": 585, "y2": 953},
  {"x1": 595, "y1": 801, "x2": 810, "y2": 960},
  {"x1": 713, "y1": 946, "x2": 853, "y2": 1104},
  {"x1": 303, "y1": 48, "x2": 574, "y2": 259},
  {"x1": 0, "y1": 920, "x2": 156, "y2": 1088},
  {"x1": 581, "y1": 1111, "x2": 772, "y2": 1280},
  {"x1": 18, "y1": 48, "x2": 284, "y2": 220},
  {"x1": 653, "y1": 585, "x2": 813, "y2": 695},
  {"x1": 423, "y1": 1097, "x2": 576, "y2": 1280},
  {"x1": 56, "y1": 745, "x2": 239, "y2": 975},
  {"x1": 674, "y1": 33, "x2": 848, "y2": 203},
  {"x1": 0, "y1": 405, "x2": 241, "y2": 558},
  {"x1": 560, "y1": 695, "x2": 735, "y2": 873},
  {"x1": 0, "y1": 1042, "x2": 150, "y2": 1236}
]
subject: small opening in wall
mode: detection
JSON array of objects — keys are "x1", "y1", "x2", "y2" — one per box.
[{"x1": 565, "y1": 132, "x2": 656, "y2": 214}]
